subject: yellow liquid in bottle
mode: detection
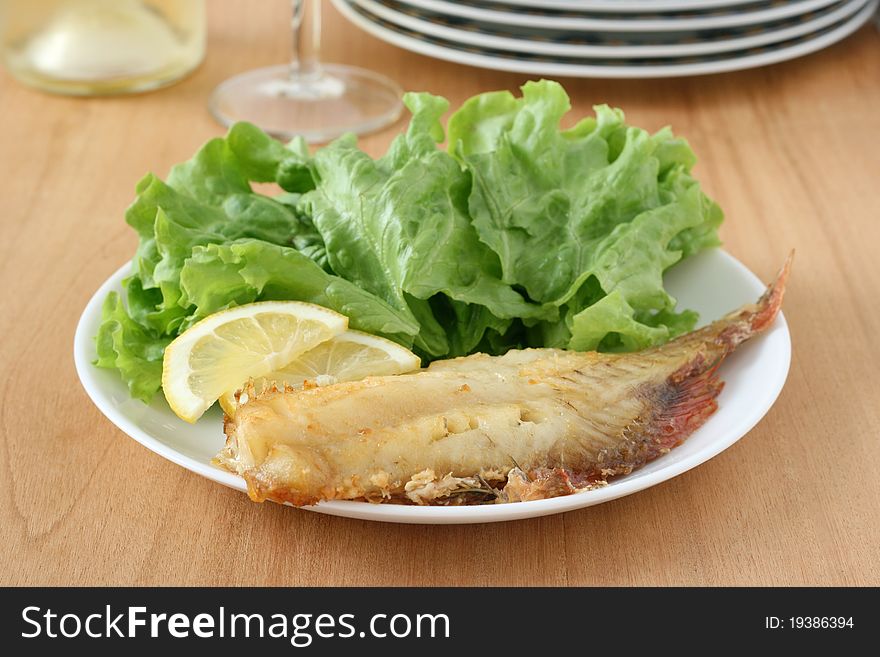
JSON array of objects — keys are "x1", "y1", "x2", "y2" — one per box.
[{"x1": 1, "y1": 0, "x2": 205, "y2": 95}]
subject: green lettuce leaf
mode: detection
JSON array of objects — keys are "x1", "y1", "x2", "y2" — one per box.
[
  {"x1": 302, "y1": 92, "x2": 551, "y2": 357},
  {"x1": 95, "y1": 290, "x2": 171, "y2": 402},
  {"x1": 447, "y1": 79, "x2": 721, "y2": 351},
  {"x1": 96, "y1": 124, "x2": 328, "y2": 397},
  {"x1": 178, "y1": 240, "x2": 420, "y2": 345}
]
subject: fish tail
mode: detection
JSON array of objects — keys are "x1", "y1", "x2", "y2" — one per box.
[
  {"x1": 658, "y1": 252, "x2": 792, "y2": 434},
  {"x1": 670, "y1": 250, "x2": 792, "y2": 382},
  {"x1": 723, "y1": 249, "x2": 792, "y2": 338},
  {"x1": 602, "y1": 252, "x2": 793, "y2": 474},
  {"x1": 663, "y1": 251, "x2": 792, "y2": 361}
]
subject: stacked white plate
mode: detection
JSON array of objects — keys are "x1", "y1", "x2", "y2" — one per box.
[{"x1": 332, "y1": 0, "x2": 878, "y2": 77}]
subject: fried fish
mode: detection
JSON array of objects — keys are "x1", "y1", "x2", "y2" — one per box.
[{"x1": 215, "y1": 255, "x2": 790, "y2": 506}]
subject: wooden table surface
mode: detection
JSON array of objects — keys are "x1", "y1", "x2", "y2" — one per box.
[{"x1": 2, "y1": 0, "x2": 878, "y2": 587}]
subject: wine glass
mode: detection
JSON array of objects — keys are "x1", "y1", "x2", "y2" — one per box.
[{"x1": 209, "y1": 0, "x2": 403, "y2": 143}]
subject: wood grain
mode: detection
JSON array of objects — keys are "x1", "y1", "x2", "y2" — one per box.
[{"x1": 1, "y1": 0, "x2": 878, "y2": 586}]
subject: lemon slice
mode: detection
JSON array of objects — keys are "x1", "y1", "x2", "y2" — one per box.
[
  {"x1": 162, "y1": 301, "x2": 347, "y2": 422},
  {"x1": 219, "y1": 330, "x2": 421, "y2": 415}
]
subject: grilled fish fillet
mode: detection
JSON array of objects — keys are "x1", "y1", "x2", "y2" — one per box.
[{"x1": 216, "y1": 255, "x2": 790, "y2": 506}]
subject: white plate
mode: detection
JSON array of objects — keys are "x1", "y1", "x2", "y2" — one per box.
[
  {"x1": 392, "y1": 0, "x2": 840, "y2": 30},
  {"x1": 480, "y1": 0, "x2": 768, "y2": 11},
  {"x1": 75, "y1": 248, "x2": 791, "y2": 524},
  {"x1": 358, "y1": 0, "x2": 868, "y2": 58},
  {"x1": 336, "y1": 0, "x2": 877, "y2": 78}
]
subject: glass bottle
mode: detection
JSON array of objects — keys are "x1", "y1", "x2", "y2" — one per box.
[{"x1": 0, "y1": 0, "x2": 205, "y2": 95}]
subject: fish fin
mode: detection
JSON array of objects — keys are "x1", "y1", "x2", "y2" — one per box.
[
  {"x1": 580, "y1": 364, "x2": 724, "y2": 485},
  {"x1": 650, "y1": 364, "x2": 725, "y2": 452}
]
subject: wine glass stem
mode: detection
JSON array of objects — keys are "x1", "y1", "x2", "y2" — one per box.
[{"x1": 290, "y1": 0, "x2": 322, "y2": 82}]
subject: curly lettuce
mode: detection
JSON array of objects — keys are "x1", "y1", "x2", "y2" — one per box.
[{"x1": 447, "y1": 80, "x2": 722, "y2": 350}]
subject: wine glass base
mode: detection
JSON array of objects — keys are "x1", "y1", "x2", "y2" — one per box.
[{"x1": 209, "y1": 63, "x2": 403, "y2": 143}]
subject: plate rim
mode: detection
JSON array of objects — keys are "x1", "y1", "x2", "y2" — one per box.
[
  {"x1": 477, "y1": 0, "x2": 774, "y2": 12},
  {"x1": 389, "y1": 0, "x2": 841, "y2": 31},
  {"x1": 74, "y1": 249, "x2": 791, "y2": 524},
  {"x1": 355, "y1": 0, "x2": 869, "y2": 58},
  {"x1": 334, "y1": 0, "x2": 877, "y2": 78}
]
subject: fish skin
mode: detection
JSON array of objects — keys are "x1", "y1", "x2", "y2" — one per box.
[{"x1": 216, "y1": 254, "x2": 791, "y2": 506}]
